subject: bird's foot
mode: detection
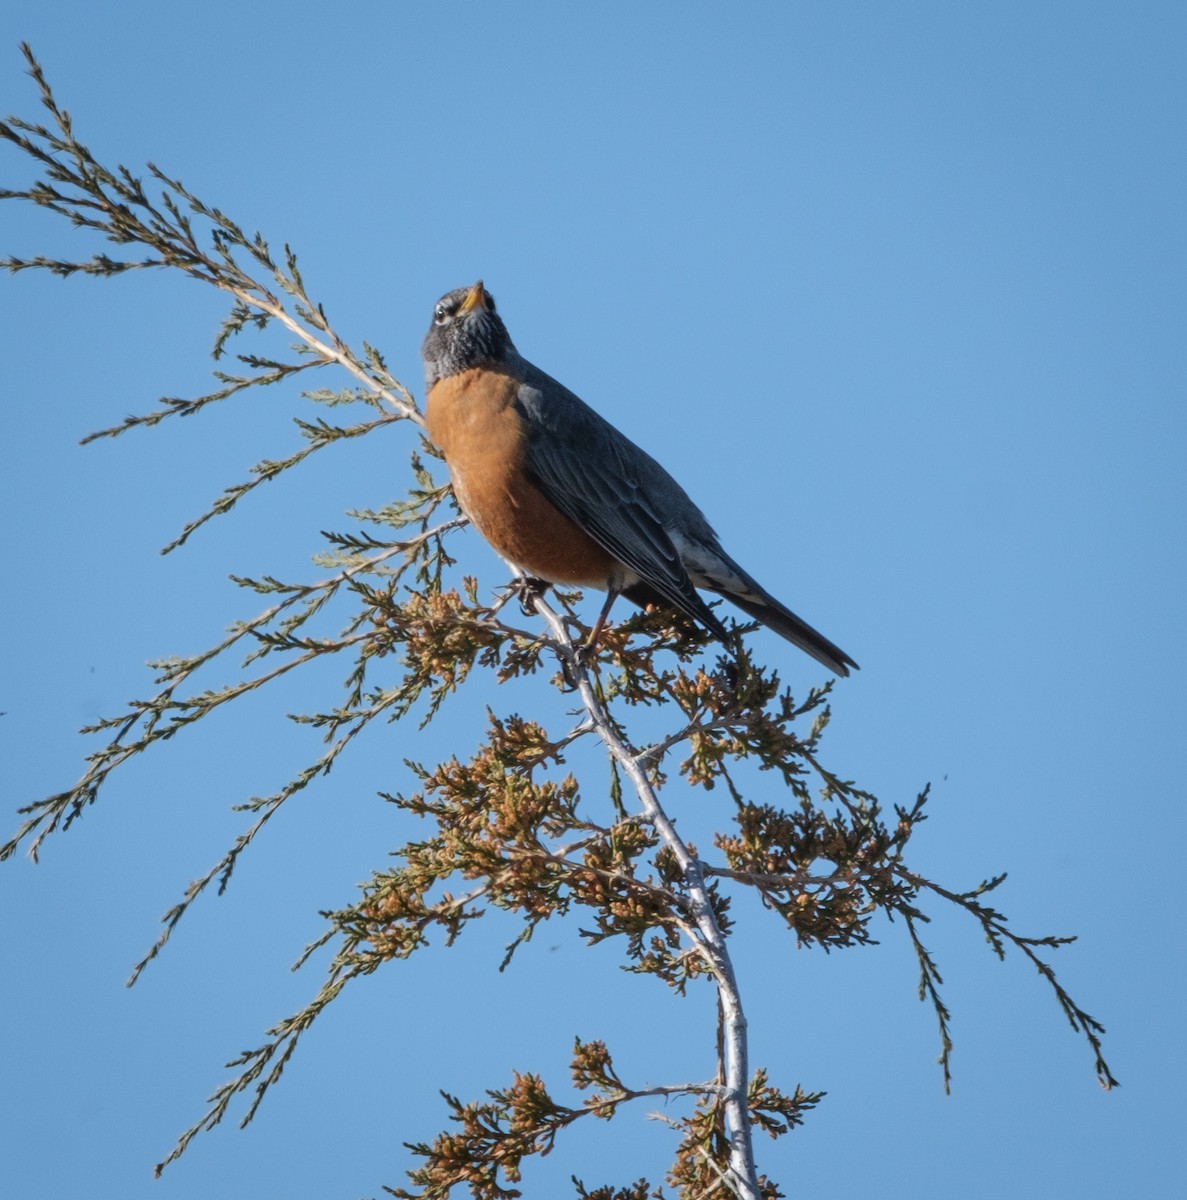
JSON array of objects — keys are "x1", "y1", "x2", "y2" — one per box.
[
  {"x1": 574, "y1": 638, "x2": 601, "y2": 669},
  {"x1": 488, "y1": 576, "x2": 551, "y2": 619},
  {"x1": 557, "y1": 635, "x2": 603, "y2": 690}
]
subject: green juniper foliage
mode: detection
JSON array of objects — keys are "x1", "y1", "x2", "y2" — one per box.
[{"x1": 2, "y1": 45, "x2": 1116, "y2": 1200}]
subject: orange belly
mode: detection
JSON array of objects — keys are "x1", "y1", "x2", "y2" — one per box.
[{"x1": 426, "y1": 367, "x2": 621, "y2": 588}]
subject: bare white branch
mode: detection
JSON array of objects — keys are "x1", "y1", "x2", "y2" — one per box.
[{"x1": 528, "y1": 594, "x2": 762, "y2": 1200}]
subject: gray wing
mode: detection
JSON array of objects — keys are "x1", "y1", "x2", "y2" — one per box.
[{"x1": 512, "y1": 360, "x2": 728, "y2": 636}]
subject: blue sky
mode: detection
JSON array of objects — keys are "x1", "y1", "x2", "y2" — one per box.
[{"x1": 2, "y1": 3, "x2": 1184, "y2": 1197}]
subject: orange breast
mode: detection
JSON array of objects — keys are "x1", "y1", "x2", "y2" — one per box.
[{"x1": 426, "y1": 366, "x2": 622, "y2": 588}]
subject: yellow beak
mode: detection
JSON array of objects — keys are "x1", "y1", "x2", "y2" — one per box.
[{"x1": 459, "y1": 280, "x2": 487, "y2": 313}]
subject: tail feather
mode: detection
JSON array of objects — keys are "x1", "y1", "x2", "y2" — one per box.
[
  {"x1": 622, "y1": 579, "x2": 857, "y2": 676},
  {"x1": 720, "y1": 589, "x2": 857, "y2": 676}
]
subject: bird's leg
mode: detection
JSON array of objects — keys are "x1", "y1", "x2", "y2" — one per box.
[
  {"x1": 577, "y1": 588, "x2": 621, "y2": 663},
  {"x1": 558, "y1": 589, "x2": 620, "y2": 686}
]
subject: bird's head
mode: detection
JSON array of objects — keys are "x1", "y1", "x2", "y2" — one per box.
[{"x1": 420, "y1": 281, "x2": 514, "y2": 388}]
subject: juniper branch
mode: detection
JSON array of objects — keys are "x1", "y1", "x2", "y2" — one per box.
[
  {"x1": 526, "y1": 593, "x2": 763, "y2": 1200},
  {"x1": 2, "y1": 42, "x2": 420, "y2": 442},
  {"x1": 150, "y1": 855, "x2": 516, "y2": 1182},
  {"x1": 902, "y1": 869, "x2": 1119, "y2": 1090},
  {"x1": 0, "y1": 528, "x2": 456, "y2": 865}
]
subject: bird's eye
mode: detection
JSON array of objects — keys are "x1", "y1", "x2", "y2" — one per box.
[{"x1": 433, "y1": 303, "x2": 449, "y2": 325}]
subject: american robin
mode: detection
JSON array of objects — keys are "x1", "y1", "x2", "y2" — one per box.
[{"x1": 421, "y1": 281, "x2": 858, "y2": 676}]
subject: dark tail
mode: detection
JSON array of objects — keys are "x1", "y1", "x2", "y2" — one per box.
[
  {"x1": 722, "y1": 589, "x2": 858, "y2": 676},
  {"x1": 623, "y1": 579, "x2": 857, "y2": 676}
]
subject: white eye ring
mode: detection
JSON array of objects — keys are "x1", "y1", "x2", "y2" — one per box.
[{"x1": 434, "y1": 304, "x2": 449, "y2": 325}]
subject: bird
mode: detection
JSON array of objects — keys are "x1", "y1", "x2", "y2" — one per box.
[{"x1": 420, "y1": 281, "x2": 858, "y2": 676}]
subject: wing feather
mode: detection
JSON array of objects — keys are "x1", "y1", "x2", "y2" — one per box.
[{"x1": 512, "y1": 364, "x2": 726, "y2": 636}]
